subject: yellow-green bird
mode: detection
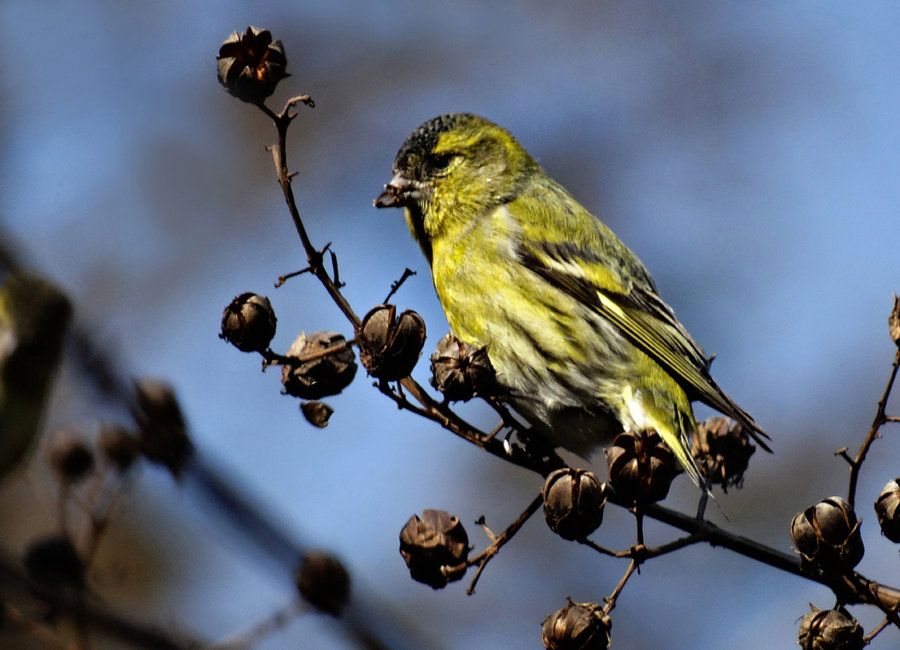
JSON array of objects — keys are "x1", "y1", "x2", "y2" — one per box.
[
  {"x1": 375, "y1": 113, "x2": 770, "y2": 485},
  {"x1": 0, "y1": 272, "x2": 72, "y2": 481}
]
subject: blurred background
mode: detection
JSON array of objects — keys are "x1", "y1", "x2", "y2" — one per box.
[{"x1": 1, "y1": 1, "x2": 899, "y2": 648}]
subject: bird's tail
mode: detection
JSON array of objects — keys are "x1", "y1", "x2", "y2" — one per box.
[{"x1": 665, "y1": 408, "x2": 705, "y2": 488}]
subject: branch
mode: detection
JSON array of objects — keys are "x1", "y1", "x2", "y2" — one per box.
[
  {"x1": 383, "y1": 268, "x2": 416, "y2": 304},
  {"x1": 579, "y1": 529, "x2": 709, "y2": 560},
  {"x1": 603, "y1": 560, "x2": 638, "y2": 615},
  {"x1": 458, "y1": 493, "x2": 543, "y2": 595},
  {"x1": 847, "y1": 347, "x2": 900, "y2": 507},
  {"x1": 638, "y1": 499, "x2": 900, "y2": 610},
  {"x1": 264, "y1": 95, "x2": 360, "y2": 328},
  {"x1": 384, "y1": 377, "x2": 565, "y2": 476},
  {"x1": 0, "y1": 550, "x2": 200, "y2": 649}
]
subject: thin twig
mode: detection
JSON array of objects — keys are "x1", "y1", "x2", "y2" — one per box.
[
  {"x1": 634, "y1": 507, "x2": 644, "y2": 547},
  {"x1": 847, "y1": 347, "x2": 900, "y2": 507},
  {"x1": 275, "y1": 267, "x2": 312, "y2": 288},
  {"x1": 383, "y1": 268, "x2": 416, "y2": 304},
  {"x1": 603, "y1": 560, "x2": 638, "y2": 615},
  {"x1": 843, "y1": 572, "x2": 900, "y2": 630},
  {"x1": 484, "y1": 421, "x2": 505, "y2": 441},
  {"x1": 578, "y1": 539, "x2": 626, "y2": 558},
  {"x1": 443, "y1": 493, "x2": 543, "y2": 595},
  {"x1": 261, "y1": 339, "x2": 356, "y2": 368},
  {"x1": 485, "y1": 397, "x2": 526, "y2": 433},
  {"x1": 865, "y1": 616, "x2": 893, "y2": 644},
  {"x1": 264, "y1": 95, "x2": 359, "y2": 328},
  {"x1": 580, "y1": 528, "x2": 708, "y2": 561},
  {"x1": 643, "y1": 530, "x2": 710, "y2": 558},
  {"x1": 382, "y1": 378, "x2": 566, "y2": 476},
  {"x1": 328, "y1": 249, "x2": 344, "y2": 288}
]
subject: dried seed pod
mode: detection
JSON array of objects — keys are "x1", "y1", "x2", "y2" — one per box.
[
  {"x1": 220, "y1": 292, "x2": 277, "y2": 353},
  {"x1": 133, "y1": 378, "x2": 194, "y2": 479},
  {"x1": 24, "y1": 535, "x2": 85, "y2": 591},
  {"x1": 541, "y1": 598, "x2": 611, "y2": 650},
  {"x1": 874, "y1": 478, "x2": 900, "y2": 543},
  {"x1": 300, "y1": 401, "x2": 334, "y2": 428},
  {"x1": 398, "y1": 509, "x2": 469, "y2": 589},
  {"x1": 791, "y1": 496, "x2": 864, "y2": 572},
  {"x1": 889, "y1": 294, "x2": 900, "y2": 347},
  {"x1": 542, "y1": 469, "x2": 606, "y2": 540},
  {"x1": 606, "y1": 430, "x2": 678, "y2": 504},
  {"x1": 45, "y1": 429, "x2": 94, "y2": 484},
  {"x1": 294, "y1": 550, "x2": 351, "y2": 616},
  {"x1": 98, "y1": 425, "x2": 141, "y2": 473},
  {"x1": 691, "y1": 417, "x2": 755, "y2": 491},
  {"x1": 429, "y1": 333, "x2": 497, "y2": 401},
  {"x1": 281, "y1": 331, "x2": 357, "y2": 400},
  {"x1": 798, "y1": 604, "x2": 863, "y2": 650},
  {"x1": 357, "y1": 304, "x2": 426, "y2": 381},
  {"x1": 216, "y1": 26, "x2": 289, "y2": 104}
]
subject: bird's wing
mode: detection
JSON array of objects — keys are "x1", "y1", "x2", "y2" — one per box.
[{"x1": 517, "y1": 239, "x2": 771, "y2": 450}]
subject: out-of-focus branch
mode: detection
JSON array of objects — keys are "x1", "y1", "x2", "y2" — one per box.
[
  {"x1": 0, "y1": 230, "x2": 429, "y2": 648},
  {"x1": 0, "y1": 548, "x2": 199, "y2": 649}
]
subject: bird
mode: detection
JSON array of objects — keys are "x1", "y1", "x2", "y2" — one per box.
[{"x1": 374, "y1": 112, "x2": 769, "y2": 485}]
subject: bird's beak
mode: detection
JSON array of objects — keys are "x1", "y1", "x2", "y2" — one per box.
[{"x1": 374, "y1": 172, "x2": 418, "y2": 209}]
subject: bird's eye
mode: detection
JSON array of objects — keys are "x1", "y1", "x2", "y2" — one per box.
[{"x1": 425, "y1": 153, "x2": 456, "y2": 175}]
